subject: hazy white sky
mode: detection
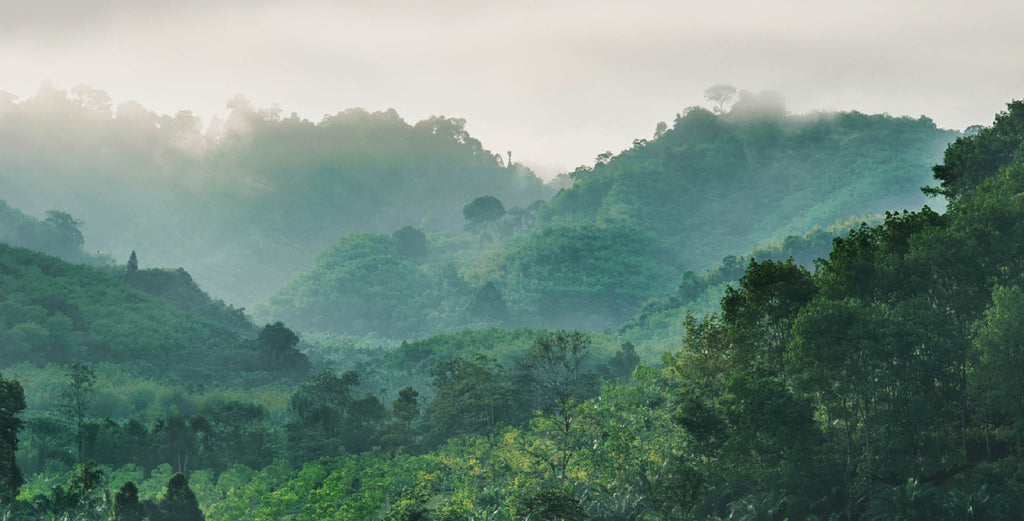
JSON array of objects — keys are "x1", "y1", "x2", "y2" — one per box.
[{"x1": 2, "y1": 0, "x2": 1022, "y2": 178}]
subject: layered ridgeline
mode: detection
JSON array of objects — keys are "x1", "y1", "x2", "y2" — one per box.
[
  {"x1": 539, "y1": 93, "x2": 957, "y2": 268},
  {"x1": 15, "y1": 97, "x2": 1016, "y2": 521},
  {"x1": 0, "y1": 84, "x2": 552, "y2": 305},
  {"x1": 261, "y1": 93, "x2": 957, "y2": 338},
  {"x1": 3, "y1": 99, "x2": 1024, "y2": 521}
]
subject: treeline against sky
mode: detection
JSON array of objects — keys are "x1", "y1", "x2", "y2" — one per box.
[
  {"x1": 0, "y1": 84, "x2": 552, "y2": 305},
  {"x1": 2, "y1": 98, "x2": 1024, "y2": 520},
  {"x1": 258, "y1": 93, "x2": 956, "y2": 338},
  {"x1": 0, "y1": 85, "x2": 954, "y2": 339}
]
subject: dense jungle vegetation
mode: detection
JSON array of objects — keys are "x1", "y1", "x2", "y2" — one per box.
[
  {"x1": 3, "y1": 88, "x2": 1024, "y2": 520},
  {"x1": 257, "y1": 92, "x2": 954, "y2": 338}
]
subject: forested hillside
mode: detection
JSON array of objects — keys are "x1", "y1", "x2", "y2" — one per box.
[
  {"x1": 0, "y1": 244, "x2": 308, "y2": 383},
  {"x1": 541, "y1": 97, "x2": 955, "y2": 267},
  {"x1": 619, "y1": 220, "x2": 861, "y2": 357},
  {"x1": 259, "y1": 94, "x2": 954, "y2": 338},
  {"x1": 0, "y1": 85, "x2": 552, "y2": 305},
  {"x1": 4, "y1": 94, "x2": 1023, "y2": 521}
]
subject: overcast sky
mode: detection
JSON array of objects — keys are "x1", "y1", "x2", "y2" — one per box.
[{"x1": 1, "y1": 0, "x2": 1022, "y2": 178}]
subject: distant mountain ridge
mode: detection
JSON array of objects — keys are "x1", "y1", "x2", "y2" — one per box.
[
  {"x1": 538, "y1": 105, "x2": 958, "y2": 272},
  {"x1": 0, "y1": 86, "x2": 553, "y2": 306},
  {"x1": 260, "y1": 102, "x2": 958, "y2": 338}
]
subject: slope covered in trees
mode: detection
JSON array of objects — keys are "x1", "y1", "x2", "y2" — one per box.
[
  {"x1": 618, "y1": 221, "x2": 858, "y2": 357},
  {"x1": 0, "y1": 85, "x2": 552, "y2": 305},
  {"x1": 540, "y1": 95, "x2": 956, "y2": 272},
  {"x1": 172, "y1": 97, "x2": 1024, "y2": 520},
  {"x1": 6, "y1": 90, "x2": 1024, "y2": 521},
  {"x1": 0, "y1": 244, "x2": 304, "y2": 383},
  {"x1": 261, "y1": 95, "x2": 953, "y2": 338}
]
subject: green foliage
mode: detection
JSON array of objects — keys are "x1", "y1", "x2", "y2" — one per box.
[
  {"x1": 261, "y1": 231, "x2": 434, "y2": 337},
  {"x1": 393, "y1": 226, "x2": 428, "y2": 259},
  {"x1": 463, "y1": 195, "x2": 507, "y2": 231},
  {"x1": 386, "y1": 327, "x2": 559, "y2": 376},
  {"x1": 0, "y1": 244, "x2": 301, "y2": 384},
  {"x1": 0, "y1": 90, "x2": 553, "y2": 306},
  {"x1": 0, "y1": 373, "x2": 26, "y2": 502},
  {"x1": 973, "y1": 285, "x2": 1024, "y2": 455},
  {"x1": 577, "y1": 366, "x2": 702, "y2": 519},
  {"x1": 113, "y1": 481, "x2": 144, "y2": 521},
  {"x1": 255, "y1": 103, "x2": 944, "y2": 339},
  {"x1": 265, "y1": 220, "x2": 680, "y2": 336},
  {"x1": 519, "y1": 331, "x2": 597, "y2": 417},
  {"x1": 158, "y1": 473, "x2": 204, "y2": 521},
  {"x1": 516, "y1": 331, "x2": 600, "y2": 482},
  {"x1": 540, "y1": 108, "x2": 954, "y2": 276},
  {"x1": 287, "y1": 370, "x2": 386, "y2": 458},
  {"x1": 481, "y1": 223, "x2": 679, "y2": 330},
  {"x1": 928, "y1": 99, "x2": 1024, "y2": 199},
  {"x1": 122, "y1": 264, "x2": 252, "y2": 335},
  {"x1": 0, "y1": 201, "x2": 109, "y2": 265},
  {"x1": 469, "y1": 282, "x2": 509, "y2": 324},
  {"x1": 382, "y1": 387, "x2": 421, "y2": 450},
  {"x1": 619, "y1": 222, "x2": 855, "y2": 359},
  {"x1": 518, "y1": 488, "x2": 590, "y2": 520},
  {"x1": 721, "y1": 258, "x2": 816, "y2": 379},
  {"x1": 9, "y1": 92, "x2": 1024, "y2": 521},
  {"x1": 598, "y1": 342, "x2": 640, "y2": 381},
  {"x1": 255, "y1": 322, "x2": 310, "y2": 377},
  {"x1": 423, "y1": 356, "x2": 522, "y2": 446},
  {"x1": 60, "y1": 363, "x2": 96, "y2": 464}
]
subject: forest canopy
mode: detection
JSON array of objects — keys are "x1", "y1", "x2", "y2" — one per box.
[
  {"x1": 8, "y1": 83, "x2": 1024, "y2": 521},
  {"x1": 0, "y1": 86, "x2": 552, "y2": 305}
]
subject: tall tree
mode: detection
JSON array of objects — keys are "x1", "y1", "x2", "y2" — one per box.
[
  {"x1": 392, "y1": 226, "x2": 428, "y2": 258},
  {"x1": 928, "y1": 99, "x2": 1024, "y2": 200},
  {"x1": 126, "y1": 250, "x2": 138, "y2": 275},
  {"x1": 518, "y1": 330, "x2": 597, "y2": 480},
  {"x1": 256, "y1": 321, "x2": 308, "y2": 375},
  {"x1": 381, "y1": 386, "x2": 420, "y2": 450},
  {"x1": 287, "y1": 370, "x2": 385, "y2": 457},
  {"x1": 0, "y1": 373, "x2": 26, "y2": 502},
  {"x1": 158, "y1": 473, "x2": 204, "y2": 521},
  {"x1": 721, "y1": 258, "x2": 816, "y2": 380},
  {"x1": 973, "y1": 285, "x2": 1024, "y2": 456},
  {"x1": 424, "y1": 355, "x2": 516, "y2": 445},
  {"x1": 463, "y1": 195, "x2": 506, "y2": 238},
  {"x1": 468, "y1": 282, "x2": 508, "y2": 323},
  {"x1": 59, "y1": 363, "x2": 96, "y2": 464},
  {"x1": 704, "y1": 84, "x2": 737, "y2": 114},
  {"x1": 43, "y1": 210, "x2": 85, "y2": 256},
  {"x1": 113, "y1": 481, "x2": 145, "y2": 521}
]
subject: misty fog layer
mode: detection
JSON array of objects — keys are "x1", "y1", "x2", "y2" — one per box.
[
  {"x1": 252, "y1": 91, "x2": 957, "y2": 339},
  {"x1": 5, "y1": 83, "x2": 1024, "y2": 521},
  {"x1": 0, "y1": 84, "x2": 552, "y2": 305}
]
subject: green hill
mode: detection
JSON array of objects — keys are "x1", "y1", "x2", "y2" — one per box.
[
  {"x1": 6, "y1": 96, "x2": 1024, "y2": 521},
  {"x1": 539, "y1": 101, "x2": 957, "y2": 271},
  {"x1": 262, "y1": 101, "x2": 956, "y2": 338},
  {"x1": 0, "y1": 244, "x2": 301, "y2": 383},
  {"x1": 0, "y1": 87, "x2": 553, "y2": 306}
]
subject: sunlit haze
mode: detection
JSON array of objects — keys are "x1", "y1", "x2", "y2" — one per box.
[{"x1": 2, "y1": 0, "x2": 1022, "y2": 178}]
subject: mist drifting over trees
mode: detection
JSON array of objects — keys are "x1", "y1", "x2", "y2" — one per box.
[
  {"x1": 6, "y1": 76, "x2": 1024, "y2": 520},
  {"x1": 0, "y1": 84, "x2": 552, "y2": 305}
]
